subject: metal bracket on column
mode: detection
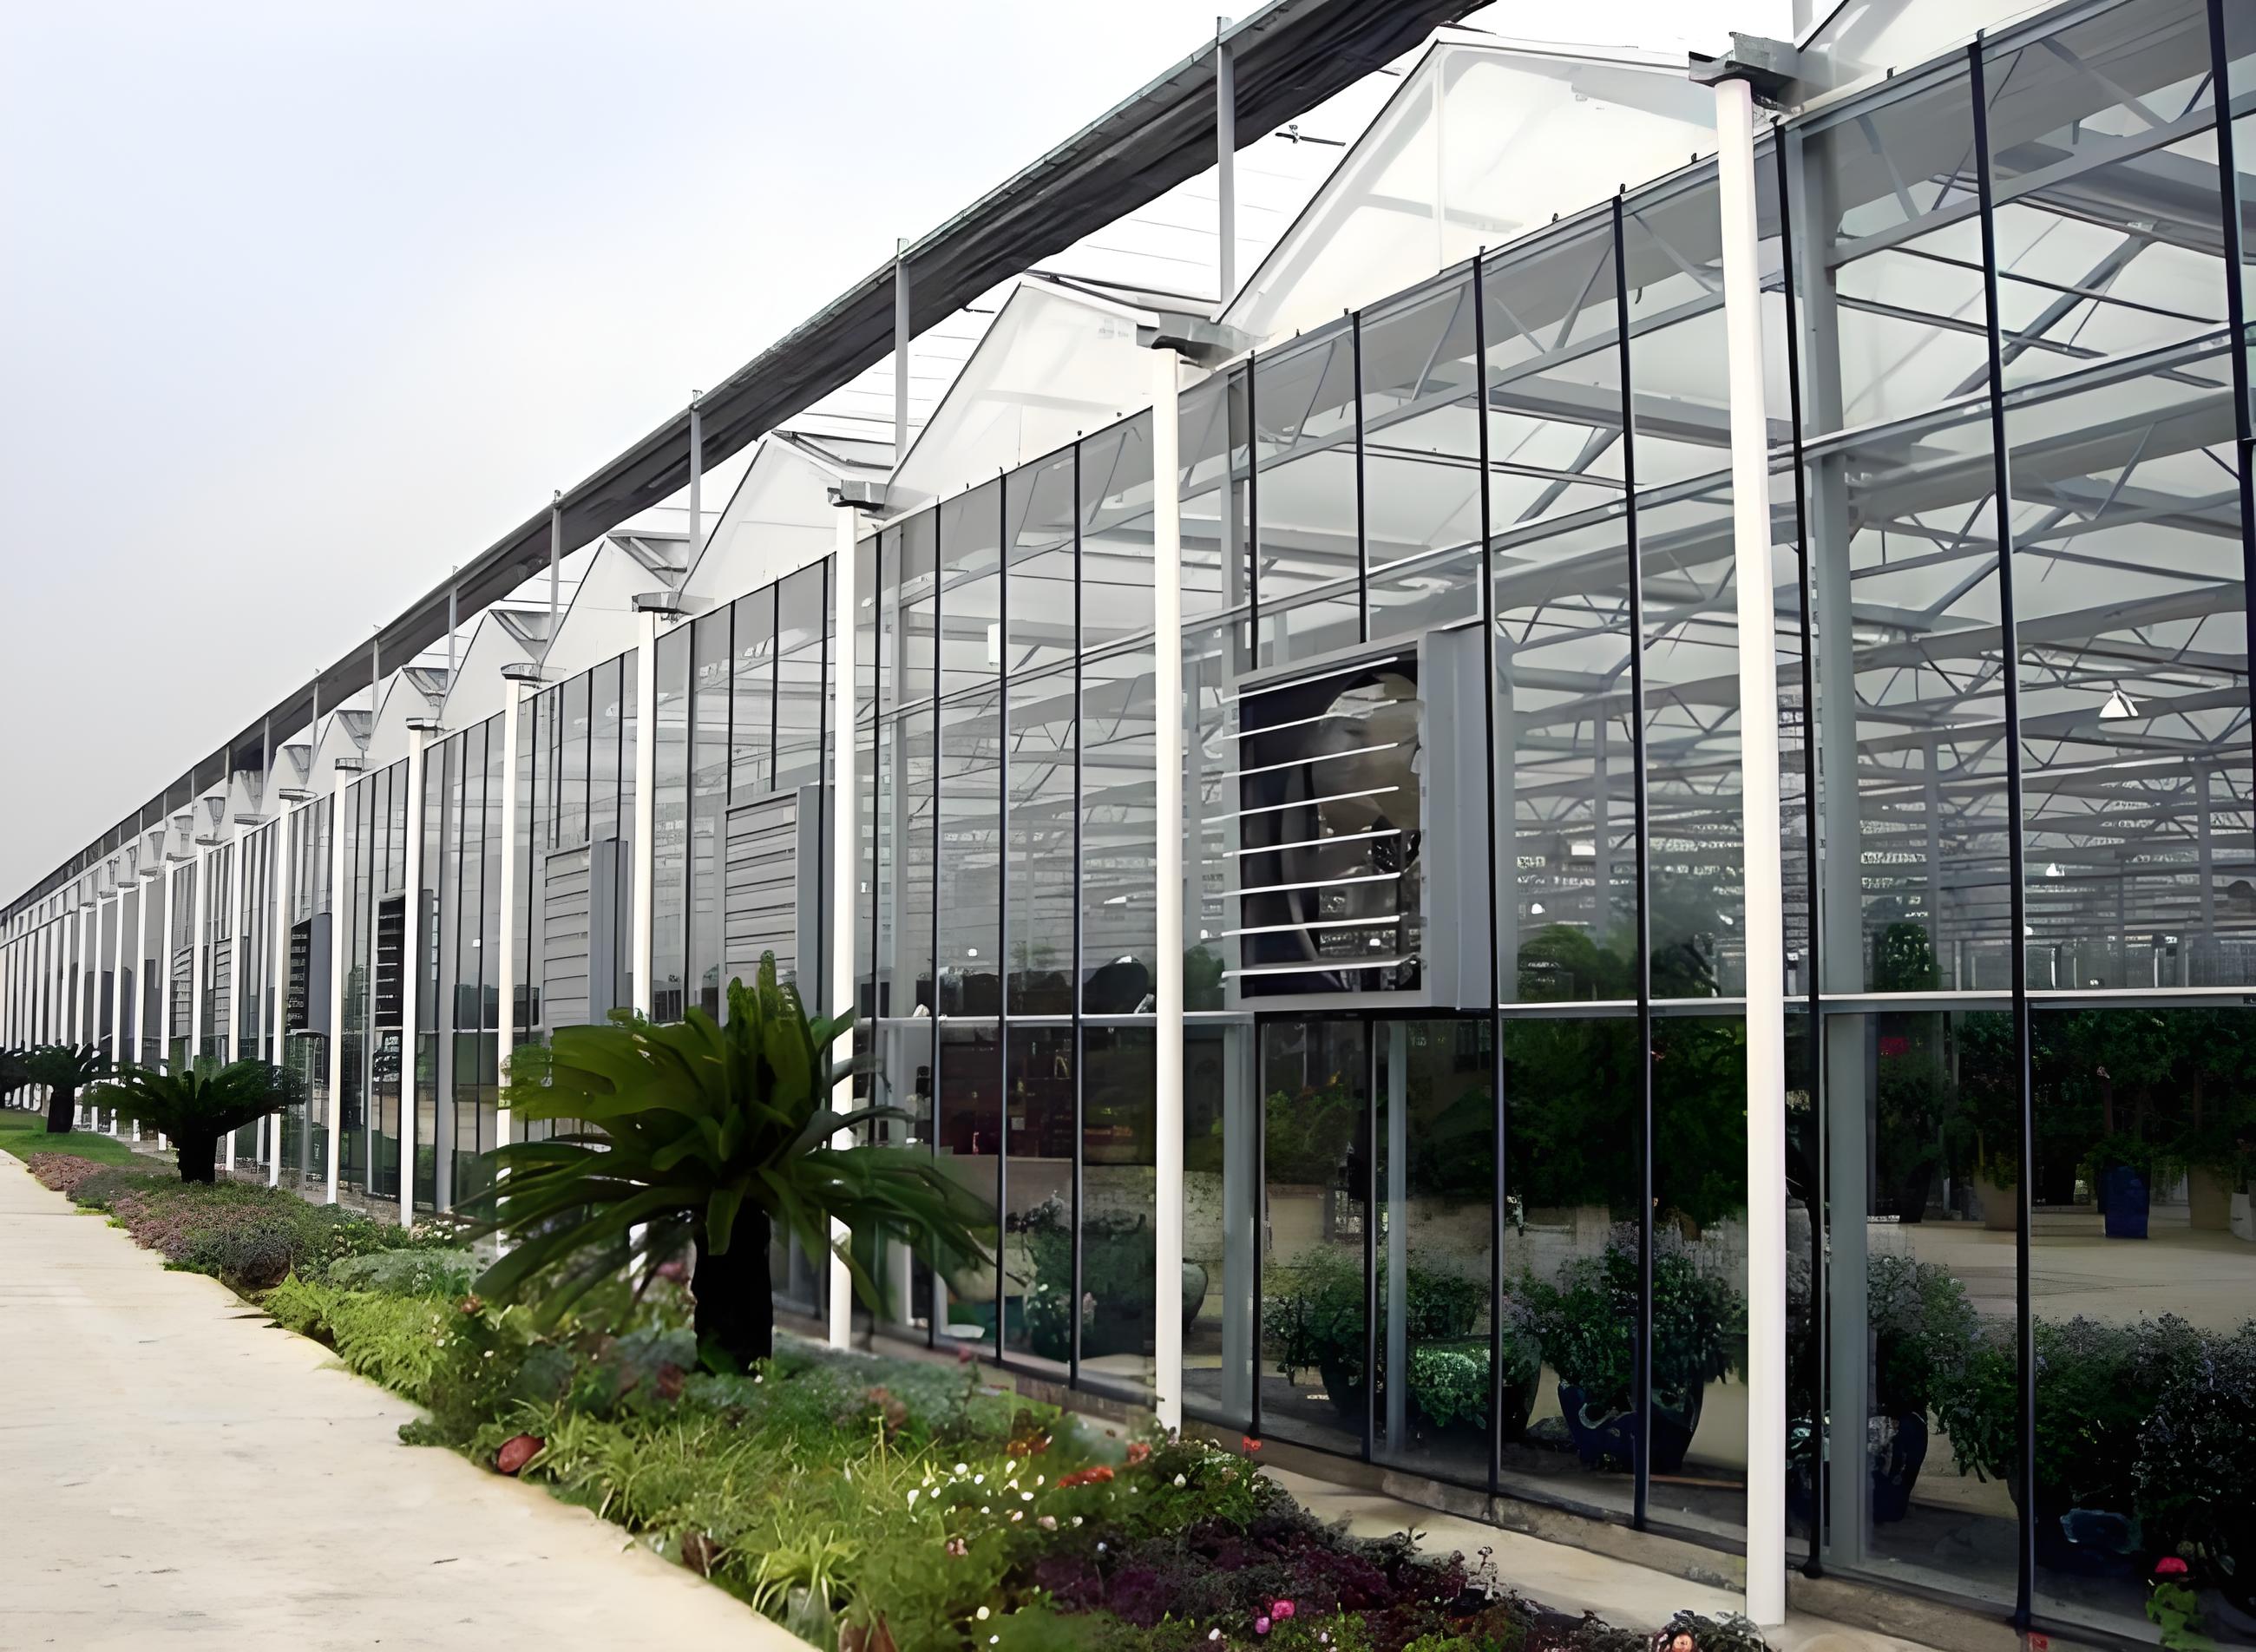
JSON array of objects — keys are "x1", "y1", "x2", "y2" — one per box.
[
  {"x1": 1688, "y1": 35, "x2": 1802, "y2": 107},
  {"x1": 1140, "y1": 312, "x2": 1256, "y2": 370}
]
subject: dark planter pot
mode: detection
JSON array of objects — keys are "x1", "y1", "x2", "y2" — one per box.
[
  {"x1": 1872, "y1": 1412, "x2": 1927, "y2": 1523},
  {"x1": 1892, "y1": 1164, "x2": 1934, "y2": 1225},
  {"x1": 2100, "y1": 1164, "x2": 2150, "y2": 1239},
  {"x1": 1558, "y1": 1380, "x2": 1704, "y2": 1474},
  {"x1": 1785, "y1": 1412, "x2": 1927, "y2": 1529},
  {"x1": 1319, "y1": 1360, "x2": 1366, "y2": 1426}
]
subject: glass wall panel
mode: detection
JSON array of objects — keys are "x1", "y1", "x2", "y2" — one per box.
[
  {"x1": 775, "y1": 562, "x2": 828, "y2": 793},
  {"x1": 1259, "y1": 1017, "x2": 1369, "y2": 1456},
  {"x1": 1811, "y1": 404, "x2": 2014, "y2": 990},
  {"x1": 1000, "y1": 1023, "x2": 1074, "y2": 1377},
  {"x1": 1492, "y1": 513, "x2": 1641, "y2": 998},
  {"x1": 1080, "y1": 415, "x2": 1157, "y2": 650},
  {"x1": 2023, "y1": 1005, "x2": 2256, "y2": 1637},
  {"x1": 1184, "y1": 1019, "x2": 1258, "y2": 1428},
  {"x1": 935, "y1": 1021, "x2": 1001, "y2": 1347},
  {"x1": 1005, "y1": 665, "x2": 1074, "y2": 1015},
  {"x1": 590, "y1": 655, "x2": 622, "y2": 847},
  {"x1": 1079, "y1": 646, "x2": 1158, "y2": 1009},
  {"x1": 1081, "y1": 1024, "x2": 1157, "y2": 1396},
  {"x1": 1007, "y1": 450, "x2": 1077, "y2": 674},
  {"x1": 1184, "y1": 620, "x2": 1246, "y2": 1002},
  {"x1": 1800, "y1": 68, "x2": 1989, "y2": 432},
  {"x1": 1499, "y1": 1014, "x2": 1641, "y2": 1518},
  {"x1": 1371, "y1": 1016, "x2": 1495, "y2": 1492},
  {"x1": 689, "y1": 607, "x2": 731, "y2": 1019},
  {"x1": 1254, "y1": 325, "x2": 1362, "y2": 665},
  {"x1": 731, "y1": 587, "x2": 776, "y2": 801},
  {"x1": 652, "y1": 626, "x2": 691, "y2": 1022},
  {"x1": 937, "y1": 689, "x2": 1000, "y2": 1013},
  {"x1": 1646, "y1": 1011, "x2": 1748, "y2": 1543},
  {"x1": 1819, "y1": 1006, "x2": 2020, "y2": 1613},
  {"x1": 2004, "y1": 377, "x2": 2253, "y2": 988},
  {"x1": 939, "y1": 481, "x2": 1001, "y2": 702},
  {"x1": 1177, "y1": 376, "x2": 1242, "y2": 622}
]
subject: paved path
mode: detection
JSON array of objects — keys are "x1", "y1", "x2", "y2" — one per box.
[{"x1": 0, "y1": 1150, "x2": 803, "y2": 1651}]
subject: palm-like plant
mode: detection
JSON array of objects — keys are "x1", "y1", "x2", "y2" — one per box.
[
  {"x1": 26, "y1": 1044, "x2": 108, "y2": 1135},
  {"x1": 469, "y1": 956, "x2": 992, "y2": 1370},
  {"x1": 87, "y1": 1058, "x2": 303, "y2": 1183},
  {"x1": 0, "y1": 1046, "x2": 31, "y2": 1110}
]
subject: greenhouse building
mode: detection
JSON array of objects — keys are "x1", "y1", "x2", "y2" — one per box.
[{"x1": 9, "y1": 0, "x2": 2256, "y2": 1642}]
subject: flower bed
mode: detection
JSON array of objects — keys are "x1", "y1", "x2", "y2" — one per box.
[
  {"x1": 31, "y1": 1151, "x2": 1767, "y2": 1652},
  {"x1": 24, "y1": 1151, "x2": 458, "y2": 1290}
]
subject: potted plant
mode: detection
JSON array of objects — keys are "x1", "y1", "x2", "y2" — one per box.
[
  {"x1": 2082, "y1": 1133, "x2": 2179, "y2": 1241},
  {"x1": 1012, "y1": 1196, "x2": 1195, "y2": 1362},
  {"x1": 1866, "y1": 1253, "x2": 1977, "y2": 1519},
  {"x1": 1934, "y1": 1314, "x2": 2211, "y2": 1577},
  {"x1": 2136, "y1": 1326, "x2": 2256, "y2": 1615},
  {"x1": 1265, "y1": 1247, "x2": 1367, "y2": 1423},
  {"x1": 1525, "y1": 1224, "x2": 1741, "y2": 1474},
  {"x1": 1406, "y1": 1297, "x2": 1544, "y2": 1445}
]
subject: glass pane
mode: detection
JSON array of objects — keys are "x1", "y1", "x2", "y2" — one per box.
[
  {"x1": 1372, "y1": 1017, "x2": 1495, "y2": 1492},
  {"x1": 731, "y1": 589, "x2": 775, "y2": 800},
  {"x1": 1080, "y1": 1025, "x2": 1158, "y2": 1396},
  {"x1": 1259, "y1": 1017, "x2": 1369, "y2": 1456}
]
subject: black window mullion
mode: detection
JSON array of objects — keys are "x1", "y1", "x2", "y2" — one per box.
[
  {"x1": 1968, "y1": 40, "x2": 2037, "y2": 1632},
  {"x1": 1070, "y1": 444, "x2": 1086, "y2": 1386},
  {"x1": 1610, "y1": 191, "x2": 1657, "y2": 1533},
  {"x1": 994, "y1": 476, "x2": 1010, "y2": 1361},
  {"x1": 1353, "y1": 313, "x2": 1368, "y2": 644},
  {"x1": 1472, "y1": 251, "x2": 1509, "y2": 1504},
  {"x1": 1774, "y1": 128, "x2": 1829, "y2": 1578}
]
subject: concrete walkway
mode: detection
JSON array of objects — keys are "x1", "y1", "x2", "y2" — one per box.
[{"x1": 0, "y1": 1150, "x2": 803, "y2": 1651}]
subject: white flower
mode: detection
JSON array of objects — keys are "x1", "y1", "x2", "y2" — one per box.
[
  {"x1": 1071, "y1": 1516, "x2": 1083, "y2": 1527},
  {"x1": 974, "y1": 1472, "x2": 985, "y2": 1485},
  {"x1": 1173, "y1": 1474, "x2": 1186, "y2": 1488},
  {"x1": 976, "y1": 1607, "x2": 991, "y2": 1622},
  {"x1": 1020, "y1": 1491, "x2": 1033, "y2": 1502},
  {"x1": 908, "y1": 1490, "x2": 920, "y2": 1507},
  {"x1": 955, "y1": 1463, "x2": 969, "y2": 1474}
]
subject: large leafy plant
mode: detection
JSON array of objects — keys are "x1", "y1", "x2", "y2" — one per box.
[
  {"x1": 1525, "y1": 1224, "x2": 1741, "y2": 1413},
  {"x1": 470, "y1": 957, "x2": 993, "y2": 1371},
  {"x1": 26, "y1": 1043, "x2": 108, "y2": 1135},
  {"x1": 88, "y1": 1057, "x2": 304, "y2": 1183}
]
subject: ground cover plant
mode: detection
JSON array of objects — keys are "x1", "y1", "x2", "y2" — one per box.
[
  {"x1": 30, "y1": 1149, "x2": 1767, "y2": 1652},
  {"x1": 24, "y1": 1151, "x2": 457, "y2": 1290},
  {"x1": 0, "y1": 1108, "x2": 141, "y2": 1166}
]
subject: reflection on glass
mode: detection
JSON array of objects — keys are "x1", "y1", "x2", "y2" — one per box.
[
  {"x1": 1372, "y1": 1018, "x2": 1495, "y2": 1491},
  {"x1": 1258, "y1": 1018, "x2": 1369, "y2": 1455}
]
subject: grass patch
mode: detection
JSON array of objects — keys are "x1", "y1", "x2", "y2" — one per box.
[{"x1": 0, "y1": 1107, "x2": 145, "y2": 1166}]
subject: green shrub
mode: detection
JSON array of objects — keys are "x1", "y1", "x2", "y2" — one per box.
[
  {"x1": 327, "y1": 1247, "x2": 476, "y2": 1297},
  {"x1": 1525, "y1": 1225, "x2": 1741, "y2": 1413}
]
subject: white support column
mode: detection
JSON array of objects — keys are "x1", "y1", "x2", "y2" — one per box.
[
  {"x1": 157, "y1": 864, "x2": 175, "y2": 1150},
  {"x1": 226, "y1": 838, "x2": 245, "y2": 1171},
  {"x1": 1150, "y1": 343, "x2": 1185, "y2": 1433},
  {"x1": 107, "y1": 895, "x2": 126, "y2": 1132},
  {"x1": 828, "y1": 506, "x2": 859, "y2": 1350},
  {"x1": 632, "y1": 617, "x2": 659, "y2": 1017},
  {"x1": 325, "y1": 787, "x2": 349, "y2": 1206},
  {"x1": 1714, "y1": 71, "x2": 1787, "y2": 1629},
  {"x1": 399, "y1": 730, "x2": 427, "y2": 1229},
  {"x1": 189, "y1": 847, "x2": 210, "y2": 1067},
  {"x1": 269, "y1": 815, "x2": 293, "y2": 1186},
  {"x1": 497, "y1": 685, "x2": 526, "y2": 1146}
]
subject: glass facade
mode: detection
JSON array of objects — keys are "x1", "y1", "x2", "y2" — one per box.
[{"x1": 8, "y1": 4, "x2": 2256, "y2": 1642}]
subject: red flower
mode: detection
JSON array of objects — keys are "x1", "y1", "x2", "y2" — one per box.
[
  {"x1": 1058, "y1": 1465, "x2": 1118, "y2": 1488},
  {"x1": 1272, "y1": 1600, "x2": 1295, "y2": 1619},
  {"x1": 2154, "y1": 1556, "x2": 2190, "y2": 1577},
  {"x1": 1126, "y1": 1442, "x2": 1152, "y2": 1465},
  {"x1": 1242, "y1": 1435, "x2": 1262, "y2": 1453}
]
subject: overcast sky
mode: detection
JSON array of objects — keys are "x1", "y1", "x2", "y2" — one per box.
[{"x1": 0, "y1": 0, "x2": 1776, "y2": 902}]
